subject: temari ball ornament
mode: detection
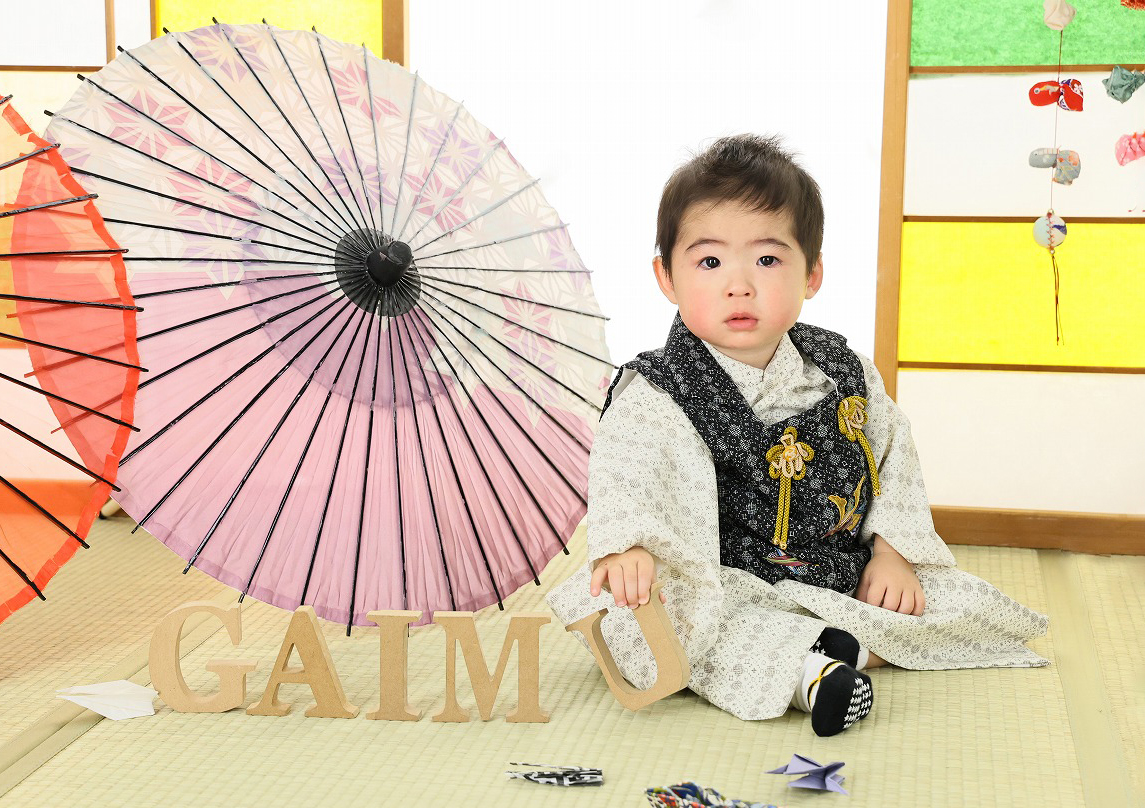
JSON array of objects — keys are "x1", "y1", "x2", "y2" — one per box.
[{"x1": 1033, "y1": 214, "x2": 1067, "y2": 248}]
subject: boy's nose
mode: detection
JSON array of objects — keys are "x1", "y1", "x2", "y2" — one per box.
[{"x1": 725, "y1": 269, "x2": 755, "y2": 296}]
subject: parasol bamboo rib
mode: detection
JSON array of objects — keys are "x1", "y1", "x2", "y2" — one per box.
[
  {"x1": 298, "y1": 291, "x2": 381, "y2": 607},
  {"x1": 166, "y1": 30, "x2": 350, "y2": 245},
  {"x1": 100, "y1": 218, "x2": 335, "y2": 261},
  {"x1": 410, "y1": 294, "x2": 588, "y2": 507},
  {"x1": 416, "y1": 279, "x2": 614, "y2": 367},
  {"x1": 46, "y1": 111, "x2": 341, "y2": 248},
  {"x1": 395, "y1": 102, "x2": 463, "y2": 240},
  {"x1": 135, "y1": 298, "x2": 357, "y2": 535},
  {"x1": 396, "y1": 314, "x2": 507, "y2": 605},
  {"x1": 361, "y1": 41, "x2": 386, "y2": 235},
  {"x1": 70, "y1": 167, "x2": 338, "y2": 252},
  {"x1": 417, "y1": 288, "x2": 602, "y2": 415},
  {"x1": 415, "y1": 263, "x2": 591, "y2": 275},
  {"x1": 249, "y1": 26, "x2": 373, "y2": 242},
  {"x1": 416, "y1": 222, "x2": 568, "y2": 262},
  {"x1": 401, "y1": 139, "x2": 505, "y2": 245},
  {"x1": 0, "y1": 293, "x2": 137, "y2": 311},
  {"x1": 131, "y1": 270, "x2": 340, "y2": 300},
  {"x1": 410, "y1": 179, "x2": 541, "y2": 252},
  {"x1": 0, "y1": 476, "x2": 89, "y2": 548},
  {"x1": 83, "y1": 66, "x2": 350, "y2": 245},
  {"x1": 0, "y1": 194, "x2": 97, "y2": 218},
  {"x1": 346, "y1": 304, "x2": 389, "y2": 633},
  {"x1": 389, "y1": 72, "x2": 420, "y2": 236},
  {"x1": 192, "y1": 304, "x2": 366, "y2": 572},
  {"x1": 241, "y1": 305, "x2": 373, "y2": 602},
  {"x1": 403, "y1": 307, "x2": 548, "y2": 573},
  {"x1": 0, "y1": 331, "x2": 143, "y2": 371},
  {"x1": 0, "y1": 142, "x2": 58, "y2": 171},
  {"x1": 0, "y1": 371, "x2": 135, "y2": 430},
  {"x1": 313, "y1": 30, "x2": 381, "y2": 245},
  {"x1": 420, "y1": 274, "x2": 608, "y2": 320},
  {"x1": 0, "y1": 541, "x2": 45, "y2": 599},
  {"x1": 0, "y1": 418, "x2": 119, "y2": 489},
  {"x1": 120, "y1": 286, "x2": 353, "y2": 463}
]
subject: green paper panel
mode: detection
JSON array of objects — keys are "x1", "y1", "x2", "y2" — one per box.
[
  {"x1": 899, "y1": 222, "x2": 1145, "y2": 368},
  {"x1": 911, "y1": 0, "x2": 1145, "y2": 67}
]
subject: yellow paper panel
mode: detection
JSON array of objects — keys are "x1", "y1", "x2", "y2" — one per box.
[
  {"x1": 156, "y1": 0, "x2": 385, "y2": 56},
  {"x1": 900, "y1": 222, "x2": 1145, "y2": 368}
]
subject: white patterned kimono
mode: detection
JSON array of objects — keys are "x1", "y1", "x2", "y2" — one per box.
[{"x1": 546, "y1": 333, "x2": 1049, "y2": 720}]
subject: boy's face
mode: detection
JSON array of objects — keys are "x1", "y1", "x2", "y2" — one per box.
[{"x1": 654, "y1": 200, "x2": 823, "y2": 369}]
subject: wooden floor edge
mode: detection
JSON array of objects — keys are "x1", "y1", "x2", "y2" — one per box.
[
  {"x1": 933, "y1": 506, "x2": 1145, "y2": 555},
  {"x1": 0, "y1": 590, "x2": 238, "y2": 798}
]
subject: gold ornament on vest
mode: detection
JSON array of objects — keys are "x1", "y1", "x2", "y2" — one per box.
[
  {"x1": 837, "y1": 396, "x2": 881, "y2": 496},
  {"x1": 765, "y1": 427, "x2": 814, "y2": 550}
]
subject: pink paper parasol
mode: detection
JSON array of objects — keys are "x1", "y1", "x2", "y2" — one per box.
[{"x1": 46, "y1": 22, "x2": 612, "y2": 629}]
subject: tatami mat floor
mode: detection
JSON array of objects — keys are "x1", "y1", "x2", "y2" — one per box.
[{"x1": 0, "y1": 518, "x2": 1141, "y2": 807}]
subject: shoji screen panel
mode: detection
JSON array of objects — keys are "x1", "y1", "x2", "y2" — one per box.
[
  {"x1": 154, "y1": 0, "x2": 385, "y2": 57},
  {"x1": 883, "y1": 1, "x2": 1145, "y2": 535}
]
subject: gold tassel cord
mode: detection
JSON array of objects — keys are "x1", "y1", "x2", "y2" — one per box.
[
  {"x1": 766, "y1": 427, "x2": 813, "y2": 551},
  {"x1": 773, "y1": 475, "x2": 791, "y2": 549},
  {"x1": 837, "y1": 397, "x2": 881, "y2": 496}
]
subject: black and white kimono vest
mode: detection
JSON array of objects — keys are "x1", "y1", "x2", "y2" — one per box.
[{"x1": 602, "y1": 314, "x2": 881, "y2": 593}]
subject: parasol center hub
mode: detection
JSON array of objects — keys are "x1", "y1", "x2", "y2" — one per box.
[{"x1": 366, "y1": 241, "x2": 414, "y2": 287}]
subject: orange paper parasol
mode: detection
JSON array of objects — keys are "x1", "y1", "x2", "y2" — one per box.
[{"x1": 0, "y1": 94, "x2": 141, "y2": 623}]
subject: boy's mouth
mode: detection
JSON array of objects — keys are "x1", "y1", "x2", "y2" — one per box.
[{"x1": 725, "y1": 313, "x2": 758, "y2": 330}]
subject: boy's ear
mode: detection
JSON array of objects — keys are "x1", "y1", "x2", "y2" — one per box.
[
  {"x1": 653, "y1": 256, "x2": 677, "y2": 304},
  {"x1": 804, "y1": 255, "x2": 824, "y2": 299}
]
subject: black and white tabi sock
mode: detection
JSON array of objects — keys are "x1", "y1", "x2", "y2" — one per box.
[
  {"x1": 809, "y1": 626, "x2": 871, "y2": 669},
  {"x1": 791, "y1": 652, "x2": 874, "y2": 737}
]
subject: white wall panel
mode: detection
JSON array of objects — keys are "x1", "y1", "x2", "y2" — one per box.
[
  {"x1": 114, "y1": 0, "x2": 154, "y2": 51},
  {"x1": 1, "y1": 1, "x2": 107, "y2": 66},
  {"x1": 898, "y1": 369, "x2": 1145, "y2": 514},
  {"x1": 412, "y1": 0, "x2": 889, "y2": 362},
  {"x1": 905, "y1": 73, "x2": 1145, "y2": 217}
]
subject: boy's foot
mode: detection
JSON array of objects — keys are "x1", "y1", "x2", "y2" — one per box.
[
  {"x1": 794, "y1": 652, "x2": 874, "y2": 737},
  {"x1": 809, "y1": 627, "x2": 862, "y2": 667}
]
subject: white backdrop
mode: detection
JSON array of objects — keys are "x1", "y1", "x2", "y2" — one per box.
[{"x1": 411, "y1": 0, "x2": 889, "y2": 364}]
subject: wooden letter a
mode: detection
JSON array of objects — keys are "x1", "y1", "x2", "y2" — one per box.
[{"x1": 246, "y1": 606, "x2": 358, "y2": 718}]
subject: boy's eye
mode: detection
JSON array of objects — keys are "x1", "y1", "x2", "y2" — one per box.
[
  {"x1": 758, "y1": 255, "x2": 779, "y2": 267},
  {"x1": 701, "y1": 257, "x2": 720, "y2": 269}
]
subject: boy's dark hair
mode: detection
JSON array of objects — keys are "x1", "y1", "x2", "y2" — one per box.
[{"x1": 655, "y1": 134, "x2": 824, "y2": 276}]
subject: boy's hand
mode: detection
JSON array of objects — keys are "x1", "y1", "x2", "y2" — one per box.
[
  {"x1": 855, "y1": 534, "x2": 925, "y2": 616},
  {"x1": 589, "y1": 546, "x2": 667, "y2": 608}
]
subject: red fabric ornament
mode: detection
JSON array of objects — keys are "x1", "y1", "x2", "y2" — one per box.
[{"x1": 1028, "y1": 78, "x2": 1083, "y2": 110}]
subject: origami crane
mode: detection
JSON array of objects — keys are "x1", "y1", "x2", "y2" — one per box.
[{"x1": 768, "y1": 754, "x2": 848, "y2": 795}]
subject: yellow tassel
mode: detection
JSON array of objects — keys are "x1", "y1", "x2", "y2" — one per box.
[
  {"x1": 838, "y1": 397, "x2": 881, "y2": 496},
  {"x1": 773, "y1": 476, "x2": 791, "y2": 550},
  {"x1": 766, "y1": 427, "x2": 813, "y2": 551}
]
